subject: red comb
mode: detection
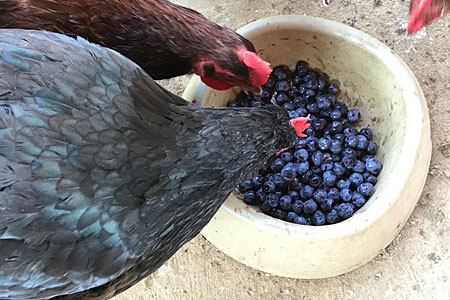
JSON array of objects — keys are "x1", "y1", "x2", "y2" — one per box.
[
  {"x1": 408, "y1": 0, "x2": 448, "y2": 33},
  {"x1": 237, "y1": 49, "x2": 272, "y2": 86},
  {"x1": 289, "y1": 115, "x2": 311, "y2": 137}
]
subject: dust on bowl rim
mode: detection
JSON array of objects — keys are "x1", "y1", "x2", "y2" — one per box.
[{"x1": 220, "y1": 15, "x2": 430, "y2": 239}]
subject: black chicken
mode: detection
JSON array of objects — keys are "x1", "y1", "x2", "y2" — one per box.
[{"x1": 0, "y1": 29, "x2": 307, "y2": 299}]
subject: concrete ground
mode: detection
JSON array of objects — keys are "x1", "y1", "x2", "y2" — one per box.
[{"x1": 116, "y1": 1, "x2": 450, "y2": 299}]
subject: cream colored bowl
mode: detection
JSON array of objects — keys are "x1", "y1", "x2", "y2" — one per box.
[{"x1": 182, "y1": 15, "x2": 431, "y2": 279}]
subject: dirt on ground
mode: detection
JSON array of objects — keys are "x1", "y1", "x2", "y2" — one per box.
[{"x1": 115, "y1": 1, "x2": 450, "y2": 299}]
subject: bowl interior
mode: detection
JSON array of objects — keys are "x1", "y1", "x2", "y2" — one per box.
[{"x1": 189, "y1": 16, "x2": 410, "y2": 236}]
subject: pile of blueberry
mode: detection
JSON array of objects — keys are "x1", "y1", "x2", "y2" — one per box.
[{"x1": 229, "y1": 61, "x2": 383, "y2": 226}]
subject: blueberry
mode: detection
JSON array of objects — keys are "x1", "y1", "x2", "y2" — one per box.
[
  {"x1": 303, "y1": 199, "x2": 318, "y2": 214},
  {"x1": 286, "y1": 211, "x2": 299, "y2": 222},
  {"x1": 359, "y1": 127, "x2": 373, "y2": 140},
  {"x1": 337, "y1": 179, "x2": 351, "y2": 190},
  {"x1": 306, "y1": 136, "x2": 318, "y2": 152},
  {"x1": 364, "y1": 174, "x2": 378, "y2": 185},
  {"x1": 304, "y1": 89, "x2": 316, "y2": 99},
  {"x1": 288, "y1": 87, "x2": 299, "y2": 98},
  {"x1": 341, "y1": 119, "x2": 350, "y2": 129},
  {"x1": 326, "y1": 94, "x2": 337, "y2": 106},
  {"x1": 342, "y1": 147, "x2": 356, "y2": 157},
  {"x1": 334, "y1": 133, "x2": 345, "y2": 142},
  {"x1": 271, "y1": 158, "x2": 285, "y2": 172},
  {"x1": 311, "y1": 167, "x2": 322, "y2": 175},
  {"x1": 295, "y1": 107, "x2": 309, "y2": 117},
  {"x1": 252, "y1": 175, "x2": 264, "y2": 189},
  {"x1": 294, "y1": 149, "x2": 309, "y2": 162},
  {"x1": 300, "y1": 185, "x2": 314, "y2": 200},
  {"x1": 273, "y1": 65, "x2": 290, "y2": 80},
  {"x1": 273, "y1": 92, "x2": 288, "y2": 106},
  {"x1": 275, "y1": 80, "x2": 290, "y2": 93},
  {"x1": 243, "y1": 190, "x2": 256, "y2": 204},
  {"x1": 303, "y1": 71, "x2": 317, "y2": 83},
  {"x1": 322, "y1": 153, "x2": 333, "y2": 164},
  {"x1": 342, "y1": 155, "x2": 357, "y2": 168},
  {"x1": 281, "y1": 163, "x2": 297, "y2": 181},
  {"x1": 316, "y1": 94, "x2": 331, "y2": 110},
  {"x1": 357, "y1": 182, "x2": 374, "y2": 197},
  {"x1": 329, "y1": 109, "x2": 342, "y2": 120},
  {"x1": 295, "y1": 60, "x2": 309, "y2": 76},
  {"x1": 279, "y1": 195, "x2": 293, "y2": 210},
  {"x1": 327, "y1": 188, "x2": 340, "y2": 201},
  {"x1": 291, "y1": 200, "x2": 304, "y2": 214},
  {"x1": 265, "y1": 193, "x2": 280, "y2": 207},
  {"x1": 288, "y1": 110, "x2": 299, "y2": 119},
  {"x1": 340, "y1": 188, "x2": 353, "y2": 202},
  {"x1": 367, "y1": 141, "x2": 378, "y2": 155},
  {"x1": 280, "y1": 151, "x2": 293, "y2": 162},
  {"x1": 290, "y1": 178, "x2": 302, "y2": 191},
  {"x1": 305, "y1": 79, "x2": 318, "y2": 90},
  {"x1": 331, "y1": 154, "x2": 341, "y2": 162},
  {"x1": 343, "y1": 127, "x2": 358, "y2": 136},
  {"x1": 313, "y1": 188, "x2": 328, "y2": 203},
  {"x1": 352, "y1": 160, "x2": 365, "y2": 173},
  {"x1": 345, "y1": 135, "x2": 358, "y2": 148},
  {"x1": 306, "y1": 102, "x2": 319, "y2": 113},
  {"x1": 309, "y1": 174, "x2": 322, "y2": 188},
  {"x1": 330, "y1": 139, "x2": 343, "y2": 154},
  {"x1": 361, "y1": 154, "x2": 373, "y2": 163},
  {"x1": 336, "y1": 203, "x2": 355, "y2": 219},
  {"x1": 293, "y1": 215, "x2": 309, "y2": 225},
  {"x1": 260, "y1": 88, "x2": 272, "y2": 101},
  {"x1": 311, "y1": 151, "x2": 324, "y2": 166},
  {"x1": 273, "y1": 173, "x2": 286, "y2": 188},
  {"x1": 239, "y1": 179, "x2": 253, "y2": 192},
  {"x1": 296, "y1": 161, "x2": 310, "y2": 174},
  {"x1": 292, "y1": 74, "x2": 302, "y2": 85},
  {"x1": 330, "y1": 121, "x2": 343, "y2": 134},
  {"x1": 326, "y1": 209, "x2": 340, "y2": 224},
  {"x1": 317, "y1": 76, "x2": 328, "y2": 91},
  {"x1": 290, "y1": 190, "x2": 300, "y2": 200},
  {"x1": 264, "y1": 76, "x2": 276, "y2": 89},
  {"x1": 256, "y1": 188, "x2": 265, "y2": 201},
  {"x1": 350, "y1": 191, "x2": 365, "y2": 207},
  {"x1": 321, "y1": 198, "x2": 334, "y2": 212},
  {"x1": 311, "y1": 210, "x2": 326, "y2": 225},
  {"x1": 312, "y1": 118, "x2": 327, "y2": 132},
  {"x1": 273, "y1": 209, "x2": 287, "y2": 220},
  {"x1": 261, "y1": 201, "x2": 272, "y2": 212},
  {"x1": 293, "y1": 96, "x2": 306, "y2": 108},
  {"x1": 349, "y1": 173, "x2": 364, "y2": 188},
  {"x1": 347, "y1": 108, "x2": 360, "y2": 123},
  {"x1": 323, "y1": 170, "x2": 337, "y2": 187},
  {"x1": 262, "y1": 181, "x2": 276, "y2": 193},
  {"x1": 265, "y1": 173, "x2": 274, "y2": 182},
  {"x1": 333, "y1": 162, "x2": 346, "y2": 176},
  {"x1": 366, "y1": 157, "x2": 382, "y2": 175},
  {"x1": 334, "y1": 102, "x2": 348, "y2": 115},
  {"x1": 327, "y1": 81, "x2": 340, "y2": 94},
  {"x1": 356, "y1": 135, "x2": 369, "y2": 150},
  {"x1": 321, "y1": 162, "x2": 334, "y2": 172},
  {"x1": 316, "y1": 138, "x2": 330, "y2": 152}
]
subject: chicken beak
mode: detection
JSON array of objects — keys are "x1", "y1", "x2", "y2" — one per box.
[{"x1": 242, "y1": 86, "x2": 262, "y2": 97}]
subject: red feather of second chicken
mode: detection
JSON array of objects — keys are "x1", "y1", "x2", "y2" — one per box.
[
  {"x1": 408, "y1": 0, "x2": 449, "y2": 33},
  {"x1": 0, "y1": 0, "x2": 271, "y2": 91}
]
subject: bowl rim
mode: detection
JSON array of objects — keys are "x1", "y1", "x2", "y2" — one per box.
[{"x1": 184, "y1": 15, "x2": 430, "y2": 240}]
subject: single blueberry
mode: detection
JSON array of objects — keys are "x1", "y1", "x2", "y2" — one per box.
[
  {"x1": 306, "y1": 102, "x2": 319, "y2": 113},
  {"x1": 364, "y1": 174, "x2": 378, "y2": 185},
  {"x1": 318, "y1": 137, "x2": 331, "y2": 151},
  {"x1": 306, "y1": 136, "x2": 318, "y2": 152},
  {"x1": 313, "y1": 188, "x2": 328, "y2": 203},
  {"x1": 305, "y1": 79, "x2": 318, "y2": 90},
  {"x1": 366, "y1": 157, "x2": 383, "y2": 175},
  {"x1": 316, "y1": 94, "x2": 331, "y2": 110},
  {"x1": 326, "y1": 209, "x2": 340, "y2": 224},
  {"x1": 342, "y1": 155, "x2": 357, "y2": 169},
  {"x1": 270, "y1": 158, "x2": 285, "y2": 172},
  {"x1": 273, "y1": 65, "x2": 290, "y2": 80},
  {"x1": 330, "y1": 121, "x2": 343, "y2": 134},
  {"x1": 290, "y1": 190, "x2": 300, "y2": 200},
  {"x1": 311, "y1": 210, "x2": 326, "y2": 225},
  {"x1": 347, "y1": 108, "x2": 360, "y2": 123},
  {"x1": 303, "y1": 199, "x2": 318, "y2": 214},
  {"x1": 311, "y1": 150, "x2": 324, "y2": 166},
  {"x1": 294, "y1": 149, "x2": 309, "y2": 162},
  {"x1": 359, "y1": 127, "x2": 373, "y2": 140},
  {"x1": 333, "y1": 162, "x2": 346, "y2": 176},
  {"x1": 309, "y1": 174, "x2": 322, "y2": 188},
  {"x1": 273, "y1": 173, "x2": 286, "y2": 188},
  {"x1": 262, "y1": 180, "x2": 276, "y2": 193},
  {"x1": 288, "y1": 87, "x2": 299, "y2": 98},
  {"x1": 340, "y1": 188, "x2": 353, "y2": 202},
  {"x1": 243, "y1": 190, "x2": 256, "y2": 204},
  {"x1": 329, "y1": 109, "x2": 342, "y2": 120},
  {"x1": 275, "y1": 80, "x2": 290, "y2": 93},
  {"x1": 336, "y1": 179, "x2": 351, "y2": 190},
  {"x1": 239, "y1": 179, "x2": 253, "y2": 192},
  {"x1": 323, "y1": 170, "x2": 337, "y2": 187},
  {"x1": 352, "y1": 160, "x2": 365, "y2": 173},
  {"x1": 357, "y1": 182, "x2": 375, "y2": 197},
  {"x1": 295, "y1": 107, "x2": 309, "y2": 117},
  {"x1": 286, "y1": 211, "x2": 299, "y2": 222},
  {"x1": 295, "y1": 60, "x2": 309, "y2": 76},
  {"x1": 349, "y1": 173, "x2": 364, "y2": 188},
  {"x1": 252, "y1": 175, "x2": 264, "y2": 189},
  {"x1": 367, "y1": 141, "x2": 378, "y2": 155},
  {"x1": 288, "y1": 110, "x2": 299, "y2": 119},
  {"x1": 345, "y1": 135, "x2": 358, "y2": 148},
  {"x1": 356, "y1": 134, "x2": 369, "y2": 150},
  {"x1": 300, "y1": 185, "x2": 314, "y2": 200},
  {"x1": 291, "y1": 200, "x2": 304, "y2": 214},
  {"x1": 330, "y1": 139, "x2": 343, "y2": 154},
  {"x1": 321, "y1": 162, "x2": 334, "y2": 173},
  {"x1": 279, "y1": 195, "x2": 293, "y2": 210},
  {"x1": 317, "y1": 76, "x2": 328, "y2": 91},
  {"x1": 265, "y1": 193, "x2": 280, "y2": 207},
  {"x1": 293, "y1": 96, "x2": 307, "y2": 108},
  {"x1": 342, "y1": 147, "x2": 357, "y2": 157},
  {"x1": 327, "y1": 188, "x2": 340, "y2": 201},
  {"x1": 322, "y1": 152, "x2": 333, "y2": 164},
  {"x1": 281, "y1": 163, "x2": 297, "y2": 181},
  {"x1": 256, "y1": 188, "x2": 265, "y2": 202},
  {"x1": 280, "y1": 151, "x2": 293, "y2": 162},
  {"x1": 275, "y1": 92, "x2": 289, "y2": 105},
  {"x1": 321, "y1": 198, "x2": 334, "y2": 213},
  {"x1": 296, "y1": 161, "x2": 310, "y2": 174},
  {"x1": 261, "y1": 201, "x2": 272, "y2": 212},
  {"x1": 336, "y1": 203, "x2": 355, "y2": 219},
  {"x1": 327, "y1": 81, "x2": 340, "y2": 94},
  {"x1": 294, "y1": 215, "x2": 309, "y2": 225},
  {"x1": 343, "y1": 127, "x2": 358, "y2": 136}
]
